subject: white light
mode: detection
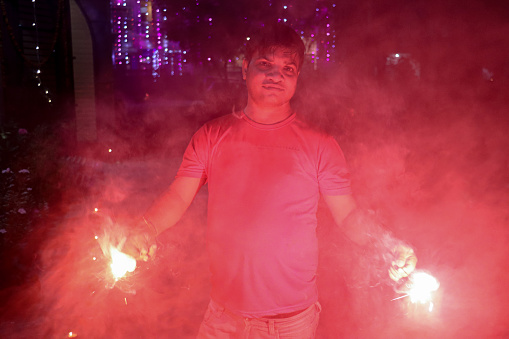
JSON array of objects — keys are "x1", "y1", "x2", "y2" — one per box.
[
  {"x1": 408, "y1": 271, "x2": 440, "y2": 304},
  {"x1": 110, "y1": 246, "x2": 136, "y2": 280},
  {"x1": 395, "y1": 53, "x2": 400, "y2": 58}
]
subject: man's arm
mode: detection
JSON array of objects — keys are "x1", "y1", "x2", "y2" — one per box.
[
  {"x1": 124, "y1": 176, "x2": 205, "y2": 260},
  {"x1": 323, "y1": 194, "x2": 369, "y2": 245},
  {"x1": 323, "y1": 194, "x2": 417, "y2": 281},
  {"x1": 144, "y1": 176, "x2": 206, "y2": 235}
]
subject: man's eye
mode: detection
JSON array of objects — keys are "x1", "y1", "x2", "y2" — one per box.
[
  {"x1": 259, "y1": 61, "x2": 270, "y2": 67},
  {"x1": 284, "y1": 67, "x2": 296, "y2": 73}
]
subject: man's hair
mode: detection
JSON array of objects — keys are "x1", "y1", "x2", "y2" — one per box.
[{"x1": 245, "y1": 23, "x2": 305, "y2": 70}]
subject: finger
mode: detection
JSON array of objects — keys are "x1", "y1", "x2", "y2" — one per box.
[
  {"x1": 148, "y1": 244, "x2": 157, "y2": 258},
  {"x1": 389, "y1": 265, "x2": 409, "y2": 281},
  {"x1": 140, "y1": 248, "x2": 149, "y2": 262},
  {"x1": 388, "y1": 267, "x2": 401, "y2": 281},
  {"x1": 392, "y1": 259, "x2": 405, "y2": 268},
  {"x1": 402, "y1": 259, "x2": 417, "y2": 275}
]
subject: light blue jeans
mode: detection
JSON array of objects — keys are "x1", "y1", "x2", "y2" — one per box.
[{"x1": 196, "y1": 300, "x2": 321, "y2": 339}]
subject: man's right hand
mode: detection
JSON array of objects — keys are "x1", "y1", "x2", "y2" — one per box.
[{"x1": 123, "y1": 218, "x2": 158, "y2": 262}]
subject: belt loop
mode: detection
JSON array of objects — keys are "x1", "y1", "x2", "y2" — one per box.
[
  {"x1": 315, "y1": 301, "x2": 322, "y2": 313},
  {"x1": 268, "y1": 319, "x2": 276, "y2": 335},
  {"x1": 212, "y1": 299, "x2": 225, "y2": 317},
  {"x1": 243, "y1": 318, "x2": 252, "y2": 339}
]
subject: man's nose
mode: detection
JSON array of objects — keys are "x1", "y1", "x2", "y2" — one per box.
[{"x1": 267, "y1": 67, "x2": 284, "y2": 80}]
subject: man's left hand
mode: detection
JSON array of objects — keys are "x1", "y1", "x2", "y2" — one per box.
[{"x1": 388, "y1": 244, "x2": 417, "y2": 281}]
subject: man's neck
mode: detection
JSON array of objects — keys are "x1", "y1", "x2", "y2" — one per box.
[{"x1": 243, "y1": 103, "x2": 293, "y2": 124}]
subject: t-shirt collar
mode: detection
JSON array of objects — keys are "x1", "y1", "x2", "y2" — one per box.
[{"x1": 234, "y1": 110, "x2": 296, "y2": 130}]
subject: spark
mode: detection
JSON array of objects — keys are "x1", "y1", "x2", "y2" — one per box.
[
  {"x1": 110, "y1": 246, "x2": 136, "y2": 280},
  {"x1": 94, "y1": 235, "x2": 98, "y2": 240},
  {"x1": 391, "y1": 294, "x2": 409, "y2": 301},
  {"x1": 68, "y1": 331, "x2": 77, "y2": 337}
]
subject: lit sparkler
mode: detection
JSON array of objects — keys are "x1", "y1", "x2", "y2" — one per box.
[
  {"x1": 109, "y1": 246, "x2": 137, "y2": 280},
  {"x1": 95, "y1": 229, "x2": 137, "y2": 283},
  {"x1": 392, "y1": 270, "x2": 440, "y2": 311}
]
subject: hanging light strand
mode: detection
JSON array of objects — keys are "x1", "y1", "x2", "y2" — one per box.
[{"x1": 0, "y1": 0, "x2": 64, "y2": 68}]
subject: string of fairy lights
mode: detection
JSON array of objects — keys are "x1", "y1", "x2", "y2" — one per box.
[
  {"x1": 0, "y1": 0, "x2": 63, "y2": 104},
  {"x1": 111, "y1": 0, "x2": 184, "y2": 78},
  {"x1": 276, "y1": 0, "x2": 337, "y2": 66},
  {"x1": 111, "y1": 0, "x2": 338, "y2": 78}
]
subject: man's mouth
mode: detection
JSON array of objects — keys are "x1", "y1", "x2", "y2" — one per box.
[{"x1": 262, "y1": 84, "x2": 284, "y2": 91}]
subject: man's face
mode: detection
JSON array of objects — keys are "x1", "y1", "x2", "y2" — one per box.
[{"x1": 242, "y1": 47, "x2": 300, "y2": 108}]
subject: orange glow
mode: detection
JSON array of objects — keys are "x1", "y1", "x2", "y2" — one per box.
[
  {"x1": 110, "y1": 246, "x2": 136, "y2": 280},
  {"x1": 68, "y1": 331, "x2": 77, "y2": 337}
]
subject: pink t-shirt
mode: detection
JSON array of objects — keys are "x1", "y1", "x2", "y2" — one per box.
[{"x1": 177, "y1": 111, "x2": 351, "y2": 317}]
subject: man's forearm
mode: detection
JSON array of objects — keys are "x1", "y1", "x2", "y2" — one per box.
[
  {"x1": 324, "y1": 194, "x2": 389, "y2": 246},
  {"x1": 340, "y1": 207, "x2": 379, "y2": 246},
  {"x1": 143, "y1": 177, "x2": 205, "y2": 235},
  {"x1": 144, "y1": 190, "x2": 190, "y2": 235}
]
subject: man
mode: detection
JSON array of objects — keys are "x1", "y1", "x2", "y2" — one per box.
[{"x1": 127, "y1": 23, "x2": 416, "y2": 338}]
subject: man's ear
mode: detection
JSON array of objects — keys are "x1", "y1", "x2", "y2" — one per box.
[{"x1": 242, "y1": 59, "x2": 249, "y2": 80}]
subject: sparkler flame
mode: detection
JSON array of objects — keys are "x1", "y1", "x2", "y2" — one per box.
[
  {"x1": 392, "y1": 270, "x2": 440, "y2": 313},
  {"x1": 407, "y1": 271, "x2": 440, "y2": 304},
  {"x1": 109, "y1": 246, "x2": 137, "y2": 280}
]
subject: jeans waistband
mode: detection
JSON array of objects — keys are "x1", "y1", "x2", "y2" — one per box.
[{"x1": 211, "y1": 299, "x2": 321, "y2": 324}]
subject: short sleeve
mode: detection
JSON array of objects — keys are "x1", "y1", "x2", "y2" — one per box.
[
  {"x1": 317, "y1": 136, "x2": 352, "y2": 196},
  {"x1": 176, "y1": 126, "x2": 209, "y2": 179}
]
